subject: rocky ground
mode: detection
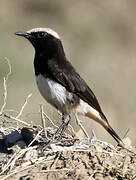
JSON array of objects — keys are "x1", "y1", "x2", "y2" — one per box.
[{"x1": 0, "y1": 125, "x2": 136, "y2": 180}]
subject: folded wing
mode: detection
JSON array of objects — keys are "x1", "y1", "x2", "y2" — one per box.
[{"x1": 47, "y1": 58, "x2": 107, "y2": 120}]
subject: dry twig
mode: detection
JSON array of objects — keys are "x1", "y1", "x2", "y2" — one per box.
[
  {"x1": 43, "y1": 112, "x2": 59, "y2": 129},
  {"x1": 28, "y1": 129, "x2": 43, "y2": 147},
  {"x1": 16, "y1": 93, "x2": 32, "y2": 119},
  {"x1": 0, "y1": 58, "x2": 12, "y2": 115},
  {"x1": 122, "y1": 128, "x2": 130, "y2": 139},
  {"x1": 3, "y1": 113, "x2": 31, "y2": 126},
  {"x1": 74, "y1": 113, "x2": 89, "y2": 138},
  {"x1": 0, "y1": 153, "x2": 17, "y2": 176},
  {"x1": 50, "y1": 152, "x2": 62, "y2": 169},
  {"x1": 40, "y1": 104, "x2": 48, "y2": 138}
]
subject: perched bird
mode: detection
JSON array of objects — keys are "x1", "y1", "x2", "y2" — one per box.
[{"x1": 15, "y1": 28, "x2": 122, "y2": 145}]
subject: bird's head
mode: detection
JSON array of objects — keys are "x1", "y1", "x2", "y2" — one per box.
[{"x1": 15, "y1": 28, "x2": 63, "y2": 57}]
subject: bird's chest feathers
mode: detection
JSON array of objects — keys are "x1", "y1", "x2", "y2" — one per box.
[{"x1": 36, "y1": 74, "x2": 67, "y2": 109}]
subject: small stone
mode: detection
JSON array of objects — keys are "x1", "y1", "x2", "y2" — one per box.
[
  {"x1": 14, "y1": 140, "x2": 26, "y2": 149},
  {"x1": 4, "y1": 130, "x2": 22, "y2": 148},
  {"x1": 122, "y1": 137, "x2": 131, "y2": 147},
  {"x1": 24, "y1": 149, "x2": 38, "y2": 161}
]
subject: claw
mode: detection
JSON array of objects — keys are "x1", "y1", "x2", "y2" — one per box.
[{"x1": 54, "y1": 115, "x2": 70, "y2": 140}]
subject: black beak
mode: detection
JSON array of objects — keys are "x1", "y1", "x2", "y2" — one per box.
[{"x1": 15, "y1": 32, "x2": 30, "y2": 38}]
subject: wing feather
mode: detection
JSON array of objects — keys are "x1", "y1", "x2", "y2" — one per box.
[{"x1": 47, "y1": 59, "x2": 106, "y2": 117}]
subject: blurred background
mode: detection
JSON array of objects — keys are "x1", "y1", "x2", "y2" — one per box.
[{"x1": 0, "y1": 0, "x2": 136, "y2": 144}]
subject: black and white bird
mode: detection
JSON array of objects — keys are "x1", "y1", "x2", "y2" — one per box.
[{"x1": 15, "y1": 28, "x2": 123, "y2": 145}]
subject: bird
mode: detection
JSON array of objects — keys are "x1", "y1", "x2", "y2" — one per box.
[{"x1": 15, "y1": 28, "x2": 123, "y2": 145}]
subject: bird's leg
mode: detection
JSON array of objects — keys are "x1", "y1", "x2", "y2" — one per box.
[
  {"x1": 74, "y1": 113, "x2": 89, "y2": 138},
  {"x1": 54, "y1": 114, "x2": 70, "y2": 140}
]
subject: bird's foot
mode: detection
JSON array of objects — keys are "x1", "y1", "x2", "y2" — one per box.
[
  {"x1": 53, "y1": 115, "x2": 70, "y2": 140},
  {"x1": 53, "y1": 122, "x2": 67, "y2": 140}
]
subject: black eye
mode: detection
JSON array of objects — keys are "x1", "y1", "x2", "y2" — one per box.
[{"x1": 38, "y1": 32, "x2": 46, "y2": 38}]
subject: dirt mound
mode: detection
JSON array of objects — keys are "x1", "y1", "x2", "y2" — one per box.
[{"x1": 0, "y1": 126, "x2": 136, "y2": 180}]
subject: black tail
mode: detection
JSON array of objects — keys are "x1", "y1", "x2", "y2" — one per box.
[
  {"x1": 100, "y1": 112, "x2": 123, "y2": 146},
  {"x1": 107, "y1": 125, "x2": 123, "y2": 146}
]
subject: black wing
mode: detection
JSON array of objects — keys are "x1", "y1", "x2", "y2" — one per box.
[{"x1": 47, "y1": 58, "x2": 106, "y2": 119}]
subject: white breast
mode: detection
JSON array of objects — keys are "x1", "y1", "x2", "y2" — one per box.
[{"x1": 36, "y1": 74, "x2": 67, "y2": 112}]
